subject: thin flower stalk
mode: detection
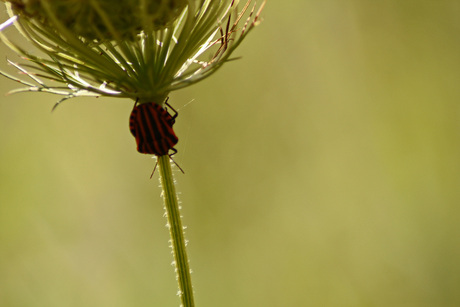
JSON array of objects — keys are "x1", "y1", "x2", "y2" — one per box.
[{"x1": 158, "y1": 155, "x2": 194, "y2": 307}]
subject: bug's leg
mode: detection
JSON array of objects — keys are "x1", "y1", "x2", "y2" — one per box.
[
  {"x1": 133, "y1": 97, "x2": 139, "y2": 109},
  {"x1": 165, "y1": 101, "x2": 178, "y2": 120}
]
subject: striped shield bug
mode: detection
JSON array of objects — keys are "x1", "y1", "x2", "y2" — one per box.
[
  {"x1": 129, "y1": 99, "x2": 184, "y2": 176},
  {"x1": 129, "y1": 99, "x2": 179, "y2": 156}
]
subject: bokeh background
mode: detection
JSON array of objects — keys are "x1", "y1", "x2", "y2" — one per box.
[{"x1": 1, "y1": 1, "x2": 460, "y2": 306}]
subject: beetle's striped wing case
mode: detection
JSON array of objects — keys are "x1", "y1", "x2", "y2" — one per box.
[{"x1": 129, "y1": 102, "x2": 178, "y2": 156}]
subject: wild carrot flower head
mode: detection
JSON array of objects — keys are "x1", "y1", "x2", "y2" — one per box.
[{"x1": 0, "y1": 0, "x2": 265, "y2": 107}]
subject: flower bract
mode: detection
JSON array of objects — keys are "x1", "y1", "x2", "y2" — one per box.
[{"x1": 0, "y1": 0, "x2": 265, "y2": 107}]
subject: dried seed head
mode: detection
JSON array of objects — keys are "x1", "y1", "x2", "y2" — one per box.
[{"x1": 6, "y1": 0, "x2": 188, "y2": 41}]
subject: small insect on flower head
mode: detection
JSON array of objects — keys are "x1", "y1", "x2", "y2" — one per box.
[{"x1": 129, "y1": 99, "x2": 179, "y2": 157}]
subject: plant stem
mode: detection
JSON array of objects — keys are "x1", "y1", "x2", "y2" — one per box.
[{"x1": 157, "y1": 155, "x2": 195, "y2": 307}]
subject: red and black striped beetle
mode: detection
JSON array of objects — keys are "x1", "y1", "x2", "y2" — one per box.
[{"x1": 129, "y1": 99, "x2": 178, "y2": 156}]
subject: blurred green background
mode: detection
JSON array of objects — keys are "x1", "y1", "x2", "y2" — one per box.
[{"x1": 1, "y1": 1, "x2": 460, "y2": 306}]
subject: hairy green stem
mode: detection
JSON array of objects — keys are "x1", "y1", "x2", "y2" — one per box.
[{"x1": 157, "y1": 155, "x2": 195, "y2": 307}]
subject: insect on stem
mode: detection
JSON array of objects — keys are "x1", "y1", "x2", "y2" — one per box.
[{"x1": 129, "y1": 97, "x2": 184, "y2": 178}]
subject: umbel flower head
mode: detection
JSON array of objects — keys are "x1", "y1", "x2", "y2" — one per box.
[
  {"x1": 6, "y1": 0, "x2": 189, "y2": 40},
  {"x1": 0, "y1": 0, "x2": 265, "y2": 107}
]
